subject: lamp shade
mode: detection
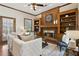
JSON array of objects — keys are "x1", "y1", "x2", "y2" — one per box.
[{"x1": 68, "y1": 40, "x2": 76, "y2": 49}]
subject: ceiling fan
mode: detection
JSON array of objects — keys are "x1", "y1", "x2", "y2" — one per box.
[{"x1": 28, "y1": 3, "x2": 47, "y2": 11}]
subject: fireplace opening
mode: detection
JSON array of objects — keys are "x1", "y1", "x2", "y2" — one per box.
[{"x1": 43, "y1": 30, "x2": 55, "y2": 38}]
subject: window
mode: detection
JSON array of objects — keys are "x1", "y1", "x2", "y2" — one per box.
[{"x1": 24, "y1": 18, "x2": 32, "y2": 32}]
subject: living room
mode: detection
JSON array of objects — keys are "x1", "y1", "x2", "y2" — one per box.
[{"x1": 0, "y1": 3, "x2": 79, "y2": 56}]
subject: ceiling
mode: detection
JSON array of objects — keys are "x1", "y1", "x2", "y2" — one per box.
[{"x1": 0, "y1": 3, "x2": 67, "y2": 15}]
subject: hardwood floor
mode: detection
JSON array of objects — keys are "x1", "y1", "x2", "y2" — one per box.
[{"x1": 0, "y1": 42, "x2": 8, "y2": 56}]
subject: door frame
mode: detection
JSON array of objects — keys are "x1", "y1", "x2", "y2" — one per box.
[{"x1": 0, "y1": 16, "x2": 16, "y2": 42}]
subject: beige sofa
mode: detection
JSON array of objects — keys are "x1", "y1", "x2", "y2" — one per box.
[
  {"x1": 12, "y1": 38, "x2": 42, "y2": 56},
  {"x1": 65, "y1": 30, "x2": 79, "y2": 40},
  {"x1": 8, "y1": 32, "x2": 42, "y2": 56}
]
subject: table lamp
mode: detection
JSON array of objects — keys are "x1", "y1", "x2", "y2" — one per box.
[{"x1": 68, "y1": 40, "x2": 76, "y2": 49}]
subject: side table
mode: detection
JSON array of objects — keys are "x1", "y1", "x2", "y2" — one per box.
[
  {"x1": 74, "y1": 47, "x2": 79, "y2": 56},
  {"x1": 66, "y1": 47, "x2": 79, "y2": 56}
]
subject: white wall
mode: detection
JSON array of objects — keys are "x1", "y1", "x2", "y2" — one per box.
[
  {"x1": 0, "y1": 5, "x2": 35, "y2": 33},
  {"x1": 60, "y1": 3, "x2": 78, "y2": 12},
  {"x1": 78, "y1": 3, "x2": 79, "y2": 10},
  {"x1": 78, "y1": 4, "x2": 79, "y2": 30}
]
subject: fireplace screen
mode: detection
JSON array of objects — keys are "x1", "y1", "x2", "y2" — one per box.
[{"x1": 43, "y1": 30, "x2": 55, "y2": 38}]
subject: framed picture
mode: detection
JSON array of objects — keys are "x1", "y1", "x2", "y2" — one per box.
[
  {"x1": 45, "y1": 14, "x2": 53, "y2": 23},
  {"x1": 24, "y1": 18, "x2": 32, "y2": 32}
]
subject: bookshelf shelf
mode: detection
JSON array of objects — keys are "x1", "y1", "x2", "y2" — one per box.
[{"x1": 60, "y1": 9, "x2": 77, "y2": 33}]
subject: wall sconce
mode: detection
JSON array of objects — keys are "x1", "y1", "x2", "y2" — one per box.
[{"x1": 53, "y1": 20, "x2": 57, "y2": 24}]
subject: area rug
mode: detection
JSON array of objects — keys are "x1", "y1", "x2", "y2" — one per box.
[{"x1": 42, "y1": 43, "x2": 66, "y2": 56}]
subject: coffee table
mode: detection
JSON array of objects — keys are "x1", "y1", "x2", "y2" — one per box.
[{"x1": 44, "y1": 36, "x2": 59, "y2": 44}]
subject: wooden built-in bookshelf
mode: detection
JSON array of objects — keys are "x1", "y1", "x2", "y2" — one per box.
[
  {"x1": 60, "y1": 9, "x2": 78, "y2": 33},
  {"x1": 34, "y1": 19, "x2": 40, "y2": 32}
]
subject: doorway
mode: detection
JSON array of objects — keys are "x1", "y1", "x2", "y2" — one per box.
[{"x1": 0, "y1": 16, "x2": 16, "y2": 43}]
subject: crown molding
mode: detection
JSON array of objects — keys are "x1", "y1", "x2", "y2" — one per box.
[
  {"x1": 35, "y1": 3, "x2": 71, "y2": 16},
  {"x1": 0, "y1": 3, "x2": 71, "y2": 16},
  {"x1": 0, "y1": 4, "x2": 36, "y2": 16}
]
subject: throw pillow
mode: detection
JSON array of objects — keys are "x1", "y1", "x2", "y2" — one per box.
[{"x1": 17, "y1": 35, "x2": 22, "y2": 40}]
